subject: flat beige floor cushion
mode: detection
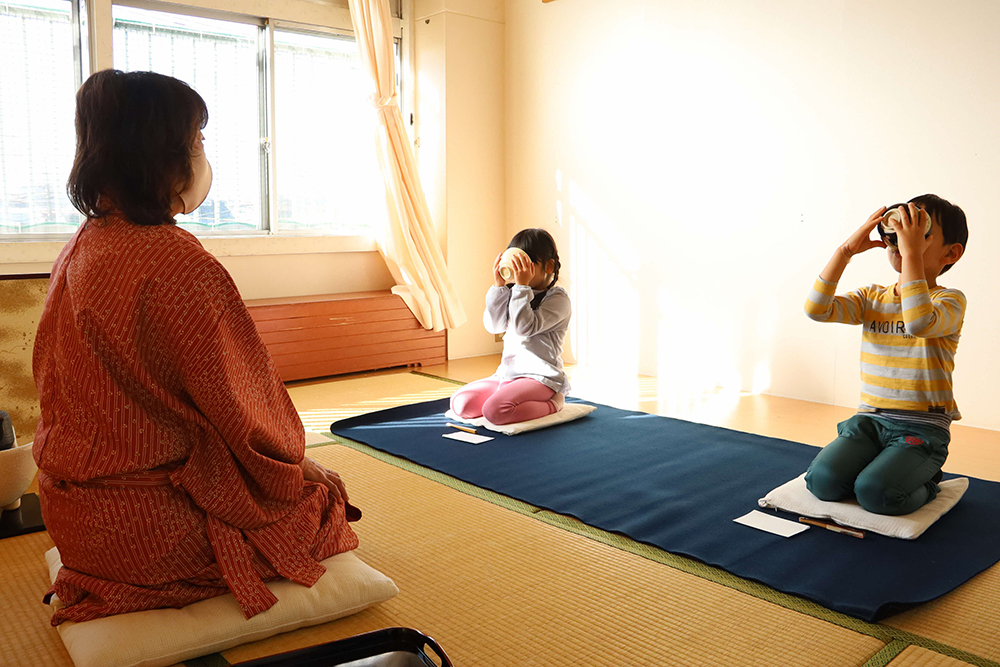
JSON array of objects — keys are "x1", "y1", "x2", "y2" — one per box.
[
  {"x1": 759, "y1": 473, "x2": 969, "y2": 539},
  {"x1": 44, "y1": 547, "x2": 398, "y2": 667},
  {"x1": 445, "y1": 402, "x2": 596, "y2": 435}
]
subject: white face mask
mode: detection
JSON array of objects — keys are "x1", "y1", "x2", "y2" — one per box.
[{"x1": 178, "y1": 143, "x2": 213, "y2": 215}]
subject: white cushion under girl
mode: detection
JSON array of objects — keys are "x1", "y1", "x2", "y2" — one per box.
[{"x1": 445, "y1": 402, "x2": 596, "y2": 435}]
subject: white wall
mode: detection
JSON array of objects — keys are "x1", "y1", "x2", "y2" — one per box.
[
  {"x1": 0, "y1": 240, "x2": 394, "y2": 301},
  {"x1": 415, "y1": 0, "x2": 506, "y2": 359},
  {"x1": 506, "y1": 0, "x2": 1000, "y2": 430},
  {"x1": 220, "y1": 252, "x2": 394, "y2": 300}
]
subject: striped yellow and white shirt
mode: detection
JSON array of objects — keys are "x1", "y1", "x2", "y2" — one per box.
[{"x1": 805, "y1": 277, "x2": 966, "y2": 429}]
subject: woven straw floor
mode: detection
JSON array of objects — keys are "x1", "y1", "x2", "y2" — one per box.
[
  {"x1": 2, "y1": 367, "x2": 998, "y2": 666},
  {"x1": 889, "y1": 646, "x2": 991, "y2": 667}
]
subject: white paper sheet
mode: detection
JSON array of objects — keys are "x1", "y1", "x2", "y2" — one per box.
[
  {"x1": 442, "y1": 431, "x2": 494, "y2": 445},
  {"x1": 733, "y1": 510, "x2": 809, "y2": 538}
]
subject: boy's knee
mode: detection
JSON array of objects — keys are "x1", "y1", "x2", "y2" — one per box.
[
  {"x1": 805, "y1": 465, "x2": 853, "y2": 502},
  {"x1": 854, "y1": 474, "x2": 908, "y2": 516}
]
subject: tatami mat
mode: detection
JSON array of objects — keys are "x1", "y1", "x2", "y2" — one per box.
[
  {"x1": 2, "y1": 367, "x2": 997, "y2": 667},
  {"x1": 0, "y1": 530, "x2": 71, "y2": 667},
  {"x1": 289, "y1": 370, "x2": 457, "y2": 433},
  {"x1": 884, "y1": 569, "x2": 1000, "y2": 663},
  {"x1": 889, "y1": 646, "x2": 982, "y2": 667},
  {"x1": 223, "y1": 443, "x2": 885, "y2": 667},
  {"x1": 291, "y1": 369, "x2": 1000, "y2": 667}
]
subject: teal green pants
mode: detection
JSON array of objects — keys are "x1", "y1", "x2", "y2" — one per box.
[{"x1": 805, "y1": 414, "x2": 949, "y2": 516}]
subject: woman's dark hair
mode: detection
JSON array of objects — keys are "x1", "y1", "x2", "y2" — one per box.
[
  {"x1": 68, "y1": 69, "x2": 208, "y2": 226},
  {"x1": 908, "y1": 194, "x2": 968, "y2": 275},
  {"x1": 508, "y1": 228, "x2": 561, "y2": 309}
]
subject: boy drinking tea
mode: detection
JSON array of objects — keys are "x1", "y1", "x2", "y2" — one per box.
[{"x1": 803, "y1": 194, "x2": 968, "y2": 515}]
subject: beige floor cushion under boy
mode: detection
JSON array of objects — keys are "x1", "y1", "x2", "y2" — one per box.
[{"x1": 759, "y1": 473, "x2": 969, "y2": 539}]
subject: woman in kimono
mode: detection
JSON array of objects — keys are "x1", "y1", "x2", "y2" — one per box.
[{"x1": 34, "y1": 69, "x2": 360, "y2": 625}]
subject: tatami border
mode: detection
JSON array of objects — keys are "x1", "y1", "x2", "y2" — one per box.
[{"x1": 861, "y1": 639, "x2": 910, "y2": 667}]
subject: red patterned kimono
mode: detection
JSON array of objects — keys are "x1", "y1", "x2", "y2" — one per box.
[{"x1": 33, "y1": 214, "x2": 359, "y2": 625}]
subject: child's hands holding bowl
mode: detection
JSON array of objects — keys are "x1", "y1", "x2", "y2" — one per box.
[
  {"x1": 509, "y1": 250, "x2": 536, "y2": 286},
  {"x1": 497, "y1": 247, "x2": 534, "y2": 286},
  {"x1": 493, "y1": 251, "x2": 507, "y2": 287},
  {"x1": 889, "y1": 203, "x2": 933, "y2": 259}
]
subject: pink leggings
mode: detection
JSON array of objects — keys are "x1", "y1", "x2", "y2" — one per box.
[{"x1": 450, "y1": 377, "x2": 560, "y2": 425}]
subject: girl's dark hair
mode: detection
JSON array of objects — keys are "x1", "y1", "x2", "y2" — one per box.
[
  {"x1": 908, "y1": 194, "x2": 968, "y2": 275},
  {"x1": 508, "y1": 228, "x2": 561, "y2": 309},
  {"x1": 68, "y1": 69, "x2": 208, "y2": 226}
]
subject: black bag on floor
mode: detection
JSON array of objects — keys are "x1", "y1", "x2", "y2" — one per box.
[{"x1": 0, "y1": 410, "x2": 15, "y2": 451}]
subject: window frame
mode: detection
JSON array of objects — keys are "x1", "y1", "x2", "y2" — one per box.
[
  {"x1": 0, "y1": 0, "x2": 92, "y2": 241},
  {"x1": 113, "y1": 0, "x2": 271, "y2": 236},
  {"x1": 0, "y1": 0, "x2": 406, "y2": 247}
]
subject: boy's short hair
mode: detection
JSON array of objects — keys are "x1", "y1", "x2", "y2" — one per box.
[
  {"x1": 68, "y1": 69, "x2": 208, "y2": 227},
  {"x1": 909, "y1": 194, "x2": 968, "y2": 275}
]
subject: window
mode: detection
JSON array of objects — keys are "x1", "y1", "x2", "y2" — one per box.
[
  {"x1": 0, "y1": 0, "x2": 82, "y2": 235},
  {"x1": 113, "y1": 5, "x2": 264, "y2": 233},
  {"x1": 2, "y1": 0, "x2": 401, "y2": 239},
  {"x1": 273, "y1": 29, "x2": 385, "y2": 236}
]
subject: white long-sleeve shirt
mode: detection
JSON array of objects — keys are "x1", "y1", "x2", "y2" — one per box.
[{"x1": 484, "y1": 284, "x2": 571, "y2": 394}]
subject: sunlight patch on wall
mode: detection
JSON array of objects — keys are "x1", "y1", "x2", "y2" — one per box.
[
  {"x1": 415, "y1": 69, "x2": 442, "y2": 243},
  {"x1": 655, "y1": 285, "x2": 742, "y2": 416},
  {"x1": 752, "y1": 360, "x2": 771, "y2": 395},
  {"x1": 570, "y1": 23, "x2": 795, "y2": 227},
  {"x1": 565, "y1": 175, "x2": 641, "y2": 398}
]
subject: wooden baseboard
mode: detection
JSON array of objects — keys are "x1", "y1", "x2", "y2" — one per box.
[{"x1": 246, "y1": 291, "x2": 447, "y2": 382}]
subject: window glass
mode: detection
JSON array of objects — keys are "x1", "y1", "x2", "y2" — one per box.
[
  {"x1": 273, "y1": 29, "x2": 387, "y2": 235},
  {"x1": 0, "y1": 0, "x2": 81, "y2": 235},
  {"x1": 113, "y1": 5, "x2": 263, "y2": 232}
]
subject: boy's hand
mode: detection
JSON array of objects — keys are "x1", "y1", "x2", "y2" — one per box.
[
  {"x1": 892, "y1": 203, "x2": 932, "y2": 259},
  {"x1": 840, "y1": 207, "x2": 888, "y2": 260},
  {"x1": 511, "y1": 252, "x2": 535, "y2": 286},
  {"x1": 492, "y1": 252, "x2": 506, "y2": 287}
]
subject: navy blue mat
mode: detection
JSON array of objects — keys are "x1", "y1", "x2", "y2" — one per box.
[{"x1": 331, "y1": 398, "x2": 1000, "y2": 621}]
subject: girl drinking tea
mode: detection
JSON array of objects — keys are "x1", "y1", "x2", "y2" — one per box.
[{"x1": 450, "y1": 229, "x2": 571, "y2": 425}]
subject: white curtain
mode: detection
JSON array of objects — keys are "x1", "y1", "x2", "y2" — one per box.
[{"x1": 347, "y1": 0, "x2": 466, "y2": 331}]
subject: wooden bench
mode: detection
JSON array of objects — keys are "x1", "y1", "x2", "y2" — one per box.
[{"x1": 245, "y1": 291, "x2": 447, "y2": 382}]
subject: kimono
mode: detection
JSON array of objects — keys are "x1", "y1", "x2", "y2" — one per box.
[{"x1": 33, "y1": 214, "x2": 358, "y2": 625}]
